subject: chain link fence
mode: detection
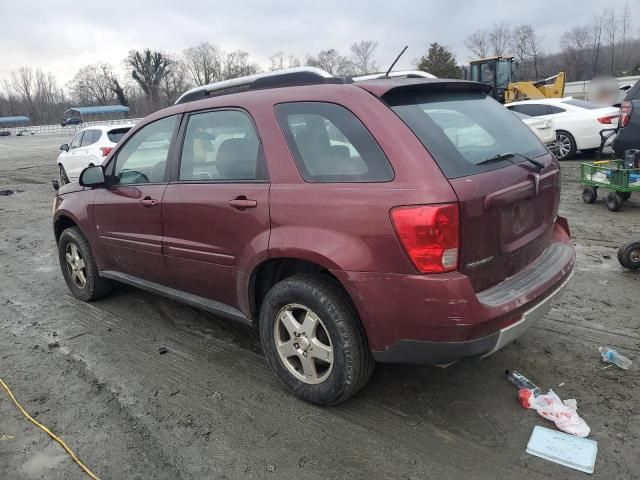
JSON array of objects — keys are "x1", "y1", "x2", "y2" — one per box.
[{"x1": 1, "y1": 118, "x2": 142, "y2": 137}]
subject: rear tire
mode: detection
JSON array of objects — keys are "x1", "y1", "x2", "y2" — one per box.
[
  {"x1": 58, "y1": 227, "x2": 112, "y2": 301},
  {"x1": 555, "y1": 130, "x2": 576, "y2": 161},
  {"x1": 582, "y1": 187, "x2": 597, "y2": 204},
  {"x1": 606, "y1": 192, "x2": 624, "y2": 212},
  {"x1": 259, "y1": 274, "x2": 374, "y2": 405},
  {"x1": 618, "y1": 241, "x2": 640, "y2": 269}
]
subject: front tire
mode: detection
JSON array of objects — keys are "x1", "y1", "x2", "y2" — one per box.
[
  {"x1": 618, "y1": 242, "x2": 640, "y2": 269},
  {"x1": 555, "y1": 130, "x2": 577, "y2": 161},
  {"x1": 259, "y1": 274, "x2": 374, "y2": 405},
  {"x1": 59, "y1": 164, "x2": 70, "y2": 185},
  {"x1": 606, "y1": 192, "x2": 624, "y2": 212},
  {"x1": 58, "y1": 227, "x2": 112, "y2": 301}
]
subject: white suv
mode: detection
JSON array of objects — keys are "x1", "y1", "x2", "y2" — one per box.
[{"x1": 57, "y1": 124, "x2": 133, "y2": 183}]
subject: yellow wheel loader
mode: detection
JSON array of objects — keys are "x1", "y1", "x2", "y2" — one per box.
[{"x1": 469, "y1": 56, "x2": 565, "y2": 104}]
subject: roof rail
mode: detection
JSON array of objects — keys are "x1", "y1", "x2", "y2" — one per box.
[
  {"x1": 175, "y1": 67, "x2": 342, "y2": 104},
  {"x1": 352, "y1": 70, "x2": 437, "y2": 81}
]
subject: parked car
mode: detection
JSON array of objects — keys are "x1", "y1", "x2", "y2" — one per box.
[
  {"x1": 511, "y1": 110, "x2": 556, "y2": 151},
  {"x1": 61, "y1": 117, "x2": 83, "y2": 127},
  {"x1": 613, "y1": 80, "x2": 640, "y2": 158},
  {"x1": 57, "y1": 124, "x2": 133, "y2": 184},
  {"x1": 507, "y1": 98, "x2": 620, "y2": 160},
  {"x1": 52, "y1": 68, "x2": 575, "y2": 405},
  {"x1": 0, "y1": 131, "x2": 10, "y2": 136}
]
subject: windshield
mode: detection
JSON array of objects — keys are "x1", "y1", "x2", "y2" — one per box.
[
  {"x1": 386, "y1": 89, "x2": 547, "y2": 178},
  {"x1": 495, "y1": 60, "x2": 512, "y2": 90}
]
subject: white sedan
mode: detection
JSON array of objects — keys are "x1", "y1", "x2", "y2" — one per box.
[
  {"x1": 506, "y1": 98, "x2": 620, "y2": 160},
  {"x1": 511, "y1": 111, "x2": 556, "y2": 149},
  {"x1": 57, "y1": 124, "x2": 133, "y2": 183}
]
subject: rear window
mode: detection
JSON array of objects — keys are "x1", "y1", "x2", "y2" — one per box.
[
  {"x1": 386, "y1": 90, "x2": 547, "y2": 178},
  {"x1": 107, "y1": 127, "x2": 131, "y2": 143},
  {"x1": 561, "y1": 99, "x2": 600, "y2": 110},
  {"x1": 275, "y1": 102, "x2": 394, "y2": 183}
]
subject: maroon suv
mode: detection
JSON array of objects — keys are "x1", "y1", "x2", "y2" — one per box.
[{"x1": 53, "y1": 68, "x2": 574, "y2": 405}]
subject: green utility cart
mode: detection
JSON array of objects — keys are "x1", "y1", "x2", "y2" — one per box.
[{"x1": 580, "y1": 160, "x2": 640, "y2": 211}]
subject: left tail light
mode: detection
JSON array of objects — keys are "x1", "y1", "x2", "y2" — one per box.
[
  {"x1": 390, "y1": 203, "x2": 460, "y2": 273},
  {"x1": 596, "y1": 114, "x2": 618, "y2": 125},
  {"x1": 100, "y1": 147, "x2": 113, "y2": 157}
]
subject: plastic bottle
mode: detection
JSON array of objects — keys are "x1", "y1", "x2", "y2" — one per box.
[
  {"x1": 505, "y1": 370, "x2": 542, "y2": 396},
  {"x1": 599, "y1": 347, "x2": 632, "y2": 370}
]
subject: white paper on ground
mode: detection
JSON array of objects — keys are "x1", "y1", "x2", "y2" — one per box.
[{"x1": 526, "y1": 425, "x2": 598, "y2": 474}]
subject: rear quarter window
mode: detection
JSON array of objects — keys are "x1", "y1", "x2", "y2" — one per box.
[
  {"x1": 275, "y1": 102, "x2": 394, "y2": 183},
  {"x1": 107, "y1": 127, "x2": 131, "y2": 143},
  {"x1": 386, "y1": 90, "x2": 547, "y2": 178}
]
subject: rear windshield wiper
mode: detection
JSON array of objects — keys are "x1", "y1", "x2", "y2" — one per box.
[{"x1": 477, "y1": 152, "x2": 544, "y2": 172}]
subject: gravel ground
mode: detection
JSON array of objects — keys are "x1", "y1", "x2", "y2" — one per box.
[{"x1": 0, "y1": 134, "x2": 638, "y2": 480}]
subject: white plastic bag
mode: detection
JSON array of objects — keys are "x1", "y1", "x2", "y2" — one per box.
[{"x1": 519, "y1": 389, "x2": 590, "y2": 437}]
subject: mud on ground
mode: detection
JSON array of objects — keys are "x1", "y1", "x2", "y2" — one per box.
[{"x1": 0, "y1": 134, "x2": 638, "y2": 479}]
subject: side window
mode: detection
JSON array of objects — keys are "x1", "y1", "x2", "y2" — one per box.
[
  {"x1": 517, "y1": 104, "x2": 550, "y2": 117},
  {"x1": 70, "y1": 132, "x2": 83, "y2": 149},
  {"x1": 179, "y1": 110, "x2": 264, "y2": 181},
  {"x1": 113, "y1": 116, "x2": 177, "y2": 185},
  {"x1": 80, "y1": 130, "x2": 100, "y2": 147},
  {"x1": 275, "y1": 102, "x2": 394, "y2": 182},
  {"x1": 548, "y1": 105, "x2": 566, "y2": 114}
]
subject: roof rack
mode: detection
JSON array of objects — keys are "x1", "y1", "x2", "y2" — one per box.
[
  {"x1": 352, "y1": 70, "x2": 437, "y2": 81},
  {"x1": 174, "y1": 67, "x2": 344, "y2": 104}
]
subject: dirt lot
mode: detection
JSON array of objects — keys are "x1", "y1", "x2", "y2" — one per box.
[{"x1": 0, "y1": 134, "x2": 638, "y2": 480}]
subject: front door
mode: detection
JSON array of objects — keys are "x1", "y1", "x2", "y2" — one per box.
[
  {"x1": 161, "y1": 109, "x2": 270, "y2": 309},
  {"x1": 93, "y1": 115, "x2": 179, "y2": 285}
]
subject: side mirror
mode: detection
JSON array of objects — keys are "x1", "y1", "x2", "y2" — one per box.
[
  {"x1": 79, "y1": 165, "x2": 105, "y2": 187},
  {"x1": 60, "y1": 143, "x2": 69, "y2": 152}
]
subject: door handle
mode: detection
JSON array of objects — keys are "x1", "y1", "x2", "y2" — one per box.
[
  {"x1": 140, "y1": 197, "x2": 159, "y2": 208},
  {"x1": 228, "y1": 197, "x2": 257, "y2": 209}
]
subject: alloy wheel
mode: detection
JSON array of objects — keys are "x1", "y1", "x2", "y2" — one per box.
[
  {"x1": 274, "y1": 303, "x2": 334, "y2": 384},
  {"x1": 65, "y1": 243, "x2": 87, "y2": 288},
  {"x1": 556, "y1": 133, "x2": 571, "y2": 159}
]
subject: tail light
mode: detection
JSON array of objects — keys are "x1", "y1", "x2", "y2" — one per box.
[
  {"x1": 390, "y1": 203, "x2": 459, "y2": 273},
  {"x1": 100, "y1": 147, "x2": 113, "y2": 157},
  {"x1": 596, "y1": 114, "x2": 618, "y2": 124},
  {"x1": 619, "y1": 101, "x2": 632, "y2": 127}
]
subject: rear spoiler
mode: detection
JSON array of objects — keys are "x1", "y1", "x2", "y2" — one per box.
[{"x1": 355, "y1": 78, "x2": 493, "y2": 98}]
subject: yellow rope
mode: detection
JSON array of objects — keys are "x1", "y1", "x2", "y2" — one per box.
[{"x1": 0, "y1": 377, "x2": 101, "y2": 480}]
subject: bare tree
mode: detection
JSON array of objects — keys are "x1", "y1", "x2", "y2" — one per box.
[
  {"x1": 591, "y1": 13, "x2": 606, "y2": 77},
  {"x1": 620, "y1": 2, "x2": 632, "y2": 73},
  {"x1": 222, "y1": 50, "x2": 260, "y2": 80},
  {"x1": 160, "y1": 58, "x2": 192, "y2": 104},
  {"x1": 464, "y1": 30, "x2": 489, "y2": 58},
  {"x1": 489, "y1": 21, "x2": 512, "y2": 56},
  {"x1": 269, "y1": 52, "x2": 301, "y2": 71},
  {"x1": 183, "y1": 42, "x2": 223, "y2": 86},
  {"x1": 9, "y1": 67, "x2": 35, "y2": 117},
  {"x1": 350, "y1": 40, "x2": 379, "y2": 75},
  {"x1": 604, "y1": 8, "x2": 619, "y2": 75},
  {"x1": 306, "y1": 49, "x2": 355, "y2": 76},
  {"x1": 561, "y1": 26, "x2": 591, "y2": 80},
  {"x1": 67, "y1": 63, "x2": 118, "y2": 105},
  {"x1": 127, "y1": 49, "x2": 173, "y2": 109}
]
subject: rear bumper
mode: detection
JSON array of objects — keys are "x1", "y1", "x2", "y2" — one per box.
[{"x1": 332, "y1": 218, "x2": 575, "y2": 364}]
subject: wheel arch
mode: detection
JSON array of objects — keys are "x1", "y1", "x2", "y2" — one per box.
[{"x1": 248, "y1": 257, "x2": 356, "y2": 319}]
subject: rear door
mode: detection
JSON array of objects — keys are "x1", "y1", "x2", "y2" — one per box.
[
  {"x1": 386, "y1": 87, "x2": 559, "y2": 291},
  {"x1": 93, "y1": 115, "x2": 179, "y2": 285},
  {"x1": 161, "y1": 108, "x2": 270, "y2": 309}
]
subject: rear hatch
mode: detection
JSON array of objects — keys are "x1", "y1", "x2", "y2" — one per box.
[{"x1": 383, "y1": 83, "x2": 559, "y2": 291}]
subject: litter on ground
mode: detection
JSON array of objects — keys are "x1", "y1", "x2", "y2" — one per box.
[{"x1": 526, "y1": 425, "x2": 598, "y2": 474}]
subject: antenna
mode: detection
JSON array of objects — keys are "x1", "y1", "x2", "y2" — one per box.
[{"x1": 385, "y1": 46, "x2": 408, "y2": 78}]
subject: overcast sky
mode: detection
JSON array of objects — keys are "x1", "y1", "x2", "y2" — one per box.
[{"x1": 0, "y1": 0, "x2": 634, "y2": 87}]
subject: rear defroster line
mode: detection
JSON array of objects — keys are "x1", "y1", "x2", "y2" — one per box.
[{"x1": 0, "y1": 377, "x2": 102, "y2": 480}]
